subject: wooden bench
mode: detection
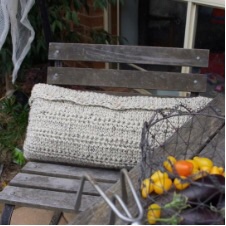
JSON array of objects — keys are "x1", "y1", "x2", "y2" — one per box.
[
  {"x1": 0, "y1": 43, "x2": 209, "y2": 224},
  {"x1": 71, "y1": 95, "x2": 225, "y2": 225}
]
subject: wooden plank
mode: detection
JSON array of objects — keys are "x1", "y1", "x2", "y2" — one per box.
[
  {"x1": 48, "y1": 43, "x2": 209, "y2": 67},
  {"x1": 93, "y1": 90, "x2": 152, "y2": 96},
  {"x1": 0, "y1": 186, "x2": 100, "y2": 212},
  {"x1": 155, "y1": 115, "x2": 224, "y2": 161},
  {"x1": 198, "y1": 126, "x2": 225, "y2": 167},
  {"x1": 148, "y1": 95, "x2": 225, "y2": 165},
  {"x1": 22, "y1": 162, "x2": 120, "y2": 183},
  {"x1": 47, "y1": 67, "x2": 207, "y2": 92},
  {"x1": 10, "y1": 173, "x2": 114, "y2": 195},
  {"x1": 70, "y1": 95, "x2": 225, "y2": 225},
  {"x1": 70, "y1": 165, "x2": 141, "y2": 225},
  {"x1": 206, "y1": 94, "x2": 225, "y2": 116}
]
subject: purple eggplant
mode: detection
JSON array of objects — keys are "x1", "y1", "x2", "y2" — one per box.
[
  {"x1": 179, "y1": 174, "x2": 225, "y2": 206},
  {"x1": 180, "y1": 206, "x2": 225, "y2": 225},
  {"x1": 216, "y1": 193, "x2": 225, "y2": 209}
]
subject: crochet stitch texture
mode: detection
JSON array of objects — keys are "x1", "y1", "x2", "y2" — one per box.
[{"x1": 23, "y1": 84, "x2": 212, "y2": 169}]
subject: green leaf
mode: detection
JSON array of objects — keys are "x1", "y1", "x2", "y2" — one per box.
[
  {"x1": 56, "y1": 21, "x2": 63, "y2": 30},
  {"x1": 93, "y1": 0, "x2": 107, "y2": 9},
  {"x1": 51, "y1": 20, "x2": 58, "y2": 33},
  {"x1": 71, "y1": 11, "x2": 79, "y2": 25},
  {"x1": 164, "y1": 193, "x2": 190, "y2": 211},
  {"x1": 12, "y1": 148, "x2": 26, "y2": 166},
  {"x1": 65, "y1": 11, "x2": 71, "y2": 21}
]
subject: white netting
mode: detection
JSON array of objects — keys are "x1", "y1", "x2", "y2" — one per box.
[
  {"x1": 0, "y1": 0, "x2": 35, "y2": 83},
  {"x1": 0, "y1": 0, "x2": 9, "y2": 50}
]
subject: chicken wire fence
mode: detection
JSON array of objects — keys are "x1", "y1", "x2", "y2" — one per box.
[{"x1": 139, "y1": 103, "x2": 225, "y2": 225}]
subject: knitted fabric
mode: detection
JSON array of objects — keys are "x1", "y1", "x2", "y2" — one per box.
[{"x1": 23, "y1": 84, "x2": 212, "y2": 169}]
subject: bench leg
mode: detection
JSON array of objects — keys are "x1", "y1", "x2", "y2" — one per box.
[
  {"x1": 49, "y1": 211, "x2": 62, "y2": 225},
  {"x1": 0, "y1": 204, "x2": 15, "y2": 225},
  {"x1": 0, "y1": 206, "x2": 62, "y2": 225}
]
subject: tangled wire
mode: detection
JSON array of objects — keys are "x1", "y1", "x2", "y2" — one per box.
[{"x1": 139, "y1": 104, "x2": 225, "y2": 225}]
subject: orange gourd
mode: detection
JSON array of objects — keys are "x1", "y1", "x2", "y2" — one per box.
[{"x1": 174, "y1": 160, "x2": 193, "y2": 177}]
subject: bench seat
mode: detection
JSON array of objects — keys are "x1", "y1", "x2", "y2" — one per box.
[
  {"x1": 0, "y1": 162, "x2": 120, "y2": 212},
  {"x1": 0, "y1": 43, "x2": 211, "y2": 224}
]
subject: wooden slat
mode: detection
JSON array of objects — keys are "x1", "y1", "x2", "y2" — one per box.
[
  {"x1": 70, "y1": 95, "x2": 225, "y2": 225},
  {"x1": 48, "y1": 43, "x2": 209, "y2": 67},
  {"x1": 47, "y1": 67, "x2": 207, "y2": 92},
  {"x1": 143, "y1": 95, "x2": 225, "y2": 206},
  {"x1": 150, "y1": 95, "x2": 225, "y2": 163},
  {"x1": 10, "y1": 173, "x2": 114, "y2": 195},
  {"x1": 198, "y1": 126, "x2": 225, "y2": 167},
  {"x1": 70, "y1": 165, "x2": 141, "y2": 225},
  {"x1": 21, "y1": 162, "x2": 120, "y2": 183},
  {"x1": 0, "y1": 186, "x2": 100, "y2": 212}
]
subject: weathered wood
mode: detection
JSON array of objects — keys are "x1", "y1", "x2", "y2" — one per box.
[
  {"x1": 47, "y1": 67, "x2": 207, "y2": 92},
  {"x1": 0, "y1": 43, "x2": 211, "y2": 224},
  {"x1": 70, "y1": 165, "x2": 140, "y2": 225},
  {"x1": 0, "y1": 161, "x2": 119, "y2": 215},
  {"x1": 21, "y1": 162, "x2": 120, "y2": 183},
  {"x1": 199, "y1": 126, "x2": 225, "y2": 167},
  {"x1": 48, "y1": 43, "x2": 209, "y2": 67},
  {"x1": 10, "y1": 173, "x2": 114, "y2": 195},
  {"x1": 149, "y1": 95, "x2": 225, "y2": 166},
  {"x1": 0, "y1": 186, "x2": 100, "y2": 212},
  {"x1": 70, "y1": 95, "x2": 225, "y2": 225}
]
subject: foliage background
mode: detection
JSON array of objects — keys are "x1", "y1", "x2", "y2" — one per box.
[
  {"x1": 0, "y1": 0, "x2": 123, "y2": 82},
  {"x1": 0, "y1": 0, "x2": 122, "y2": 167}
]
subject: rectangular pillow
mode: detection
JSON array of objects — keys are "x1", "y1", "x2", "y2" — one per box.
[{"x1": 23, "y1": 84, "x2": 212, "y2": 169}]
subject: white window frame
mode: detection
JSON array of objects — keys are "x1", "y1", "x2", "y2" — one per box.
[
  {"x1": 175, "y1": 0, "x2": 225, "y2": 72},
  {"x1": 177, "y1": 0, "x2": 225, "y2": 8}
]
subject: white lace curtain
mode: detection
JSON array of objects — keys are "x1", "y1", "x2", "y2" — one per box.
[{"x1": 0, "y1": 0, "x2": 35, "y2": 83}]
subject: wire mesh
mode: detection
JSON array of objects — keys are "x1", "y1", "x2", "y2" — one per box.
[{"x1": 139, "y1": 103, "x2": 225, "y2": 225}]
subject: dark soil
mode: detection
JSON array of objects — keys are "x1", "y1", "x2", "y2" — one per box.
[
  {"x1": 0, "y1": 65, "x2": 47, "y2": 190},
  {"x1": 0, "y1": 163, "x2": 21, "y2": 191}
]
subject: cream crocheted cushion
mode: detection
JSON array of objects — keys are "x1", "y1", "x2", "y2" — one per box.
[{"x1": 23, "y1": 84, "x2": 212, "y2": 169}]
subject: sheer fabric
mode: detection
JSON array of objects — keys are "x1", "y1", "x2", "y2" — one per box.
[{"x1": 0, "y1": 0, "x2": 35, "y2": 83}]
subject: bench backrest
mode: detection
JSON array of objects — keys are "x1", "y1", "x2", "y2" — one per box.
[{"x1": 47, "y1": 43, "x2": 209, "y2": 95}]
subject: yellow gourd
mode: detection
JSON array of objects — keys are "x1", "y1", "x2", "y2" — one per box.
[
  {"x1": 153, "y1": 178, "x2": 172, "y2": 195},
  {"x1": 193, "y1": 156, "x2": 213, "y2": 169},
  {"x1": 210, "y1": 166, "x2": 224, "y2": 175},
  {"x1": 151, "y1": 170, "x2": 169, "y2": 182},
  {"x1": 163, "y1": 156, "x2": 177, "y2": 173},
  {"x1": 174, "y1": 176, "x2": 190, "y2": 190},
  {"x1": 141, "y1": 178, "x2": 154, "y2": 198},
  {"x1": 147, "y1": 203, "x2": 161, "y2": 224}
]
